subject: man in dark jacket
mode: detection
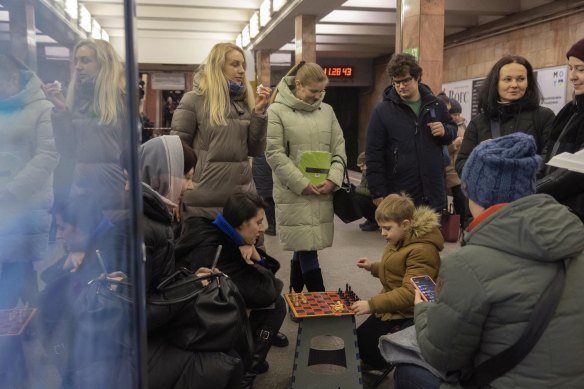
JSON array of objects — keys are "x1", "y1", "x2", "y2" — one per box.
[{"x1": 365, "y1": 53, "x2": 456, "y2": 211}]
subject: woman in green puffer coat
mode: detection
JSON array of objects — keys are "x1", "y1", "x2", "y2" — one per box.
[{"x1": 266, "y1": 62, "x2": 347, "y2": 292}]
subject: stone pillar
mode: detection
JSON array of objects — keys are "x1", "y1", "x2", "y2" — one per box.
[
  {"x1": 9, "y1": 0, "x2": 38, "y2": 71},
  {"x1": 396, "y1": 0, "x2": 445, "y2": 94},
  {"x1": 255, "y1": 50, "x2": 271, "y2": 87},
  {"x1": 294, "y1": 15, "x2": 316, "y2": 65}
]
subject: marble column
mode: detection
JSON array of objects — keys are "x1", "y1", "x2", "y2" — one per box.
[
  {"x1": 294, "y1": 15, "x2": 316, "y2": 65},
  {"x1": 396, "y1": 0, "x2": 445, "y2": 94},
  {"x1": 9, "y1": 0, "x2": 38, "y2": 72},
  {"x1": 255, "y1": 50, "x2": 271, "y2": 87}
]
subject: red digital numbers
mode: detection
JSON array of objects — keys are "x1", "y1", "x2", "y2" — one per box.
[{"x1": 323, "y1": 67, "x2": 353, "y2": 78}]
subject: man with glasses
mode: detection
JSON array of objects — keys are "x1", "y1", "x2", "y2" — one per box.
[{"x1": 365, "y1": 53, "x2": 456, "y2": 212}]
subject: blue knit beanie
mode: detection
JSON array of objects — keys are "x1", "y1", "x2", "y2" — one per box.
[{"x1": 461, "y1": 133, "x2": 541, "y2": 208}]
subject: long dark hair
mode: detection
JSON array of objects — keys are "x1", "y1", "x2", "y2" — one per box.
[{"x1": 478, "y1": 55, "x2": 542, "y2": 116}]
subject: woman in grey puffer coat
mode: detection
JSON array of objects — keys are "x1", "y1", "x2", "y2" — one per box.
[
  {"x1": 44, "y1": 38, "x2": 127, "y2": 222},
  {"x1": 171, "y1": 42, "x2": 272, "y2": 220},
  {"x1": 0, "y1": 54, "x2": 59, "y2": 308}
]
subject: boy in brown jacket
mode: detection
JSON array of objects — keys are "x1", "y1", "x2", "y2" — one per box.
[{"x1": 352, "y1": 193, "x2": 443, "y2": 370}]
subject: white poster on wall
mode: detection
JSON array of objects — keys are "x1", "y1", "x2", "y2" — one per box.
[
  {"x1": 441, "y1": 79, "x2": 474, "y2": 123},
  {"x1": 151, "y1": 72, "x2": 186, "y2": 90},
  {"x1": 535, "y1": 65, "x2": 568, "y2": 115}
]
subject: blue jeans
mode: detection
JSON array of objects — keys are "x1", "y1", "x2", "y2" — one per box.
[
  {"x1": 292, "y1": 250, "x2": 319, "y2": 273},
  {"x1": 394, "y1": 364, "x2": 441, "y2": 389}
]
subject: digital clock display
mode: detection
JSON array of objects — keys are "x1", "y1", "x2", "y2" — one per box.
[{"x1": 323, "y1": 66, "x2": 353, "y2": 78}]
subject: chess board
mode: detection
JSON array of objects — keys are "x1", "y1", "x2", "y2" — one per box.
[
  {"x1": 0, "y1": 308, "x2": 37, "y2": 336},
  {"x1": 284, "y1": 292, "x2": 357, "y2": 318}
]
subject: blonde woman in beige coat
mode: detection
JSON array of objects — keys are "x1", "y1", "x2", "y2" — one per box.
[
  {"x1": 171, "y1": 42, "x2": 272, "y2": 220},
  {"x1": 266, "y1": 62, "x2": 347, "y2": 293}
]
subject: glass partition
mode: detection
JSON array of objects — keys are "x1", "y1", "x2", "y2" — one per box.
[{"x1": 0, "y1": 0, "x2": 145, "y2": 387}]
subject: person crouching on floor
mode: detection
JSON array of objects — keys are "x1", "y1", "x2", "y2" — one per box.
[
  {"x1": 174, "y1": 191, "x2": 286, "y2": 389},
  {"x1": 352, "y1": 193, "x2": 443, "y2": 370}
]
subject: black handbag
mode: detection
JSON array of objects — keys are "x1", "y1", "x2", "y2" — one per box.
[
  {"x1": 148, "y1": 270, "x2": 253, "y2": 358},
  {"x1": 331, "y1": 155, "x2": 363, "y2": 223}
]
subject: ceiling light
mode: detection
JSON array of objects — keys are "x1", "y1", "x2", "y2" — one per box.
[
  {"x1": 91, "y1": 18, "x2": 101, "y2": 39},
  {"x1": 272, "y1": 0, "x2": 287, "y2": 13},
  {"x1": 260, "y1": 0, "x2": 271, "y2": 27},
  {"x1": 101, "y1": 29, "x2": 109, "y2": 41},
  {"x1": 79, "y1": 4, "x2": 91, "y2": 33},
  {"x1": 249, "y1": 12, "x2": 259, "y2": 38},
  {"x1": 242, "y1": 25, "x2": 250, "y2": 47},
  {"x1": 64, "y1": 0, "x2": 77, "y2": 19}
]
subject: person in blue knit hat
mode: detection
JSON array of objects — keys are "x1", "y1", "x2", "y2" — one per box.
[
  {"x1": 461, "y1": 132, "x2": 540, "y2": 215},
  {"x1": 392, "y1": 132, "x2": 584, "y2": 388}
]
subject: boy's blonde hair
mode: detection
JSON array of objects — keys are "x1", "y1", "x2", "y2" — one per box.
[{"x1": 375, "y1": 193, "x2": 414, "y2": 224}]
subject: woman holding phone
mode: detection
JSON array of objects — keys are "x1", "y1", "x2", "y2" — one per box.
[
  {"x1": 171, "y1": 42, "x2": 271, "y2": 221},
  {"x1": 43, "y1": 38, "x2": 127, "y2": 222}
]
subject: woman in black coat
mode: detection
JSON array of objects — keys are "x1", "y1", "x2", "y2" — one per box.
[
  {"x1": 455, "y1": 55, "x2": 555, "y2": 176},
  {"x1": 139, "y1": 135, "x2": 244, "y2": 389},
  {"x1": 537, "y1": 39, "x2": 584, "y2": 221},
  {"x1": 175, "y1": 191, "x2": 286, "y2": 389}
]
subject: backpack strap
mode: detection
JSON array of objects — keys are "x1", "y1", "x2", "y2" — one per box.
[{"x1": 460, "y1": 259, "x2": 568, "y2": 387}]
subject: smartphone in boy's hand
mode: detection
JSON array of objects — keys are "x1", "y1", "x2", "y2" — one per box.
[{"x1": 410, "y1": 275, "x2": 437, "y2": 302}]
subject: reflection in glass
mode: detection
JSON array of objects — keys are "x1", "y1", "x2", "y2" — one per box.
[{"x1": 0, "y1": 1, "x2": 137, "y2": 388}]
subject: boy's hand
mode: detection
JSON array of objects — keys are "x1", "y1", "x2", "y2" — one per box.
[
  {"x1": 414, "y1": 289, "x2": 424, "y2": 305},
  {"x1": 356, "y1": 257, "x2": 372, "y2": 271},
  {"x1": 351, "y1": 300, "x2": 371, "y2": 315}
]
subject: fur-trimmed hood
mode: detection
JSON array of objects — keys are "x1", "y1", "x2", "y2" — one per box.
[{"x1": 400, "y1": 206, "x2": 444, "y2": 251}]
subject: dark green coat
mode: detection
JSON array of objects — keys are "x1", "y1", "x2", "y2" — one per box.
[{"x1": 415, "y1": 194, "x2": 584, "y2": 388}]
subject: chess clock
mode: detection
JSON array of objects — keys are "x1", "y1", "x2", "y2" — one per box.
[{"x1": 323, "y1": 66, "x2": 354, "y2": 78}]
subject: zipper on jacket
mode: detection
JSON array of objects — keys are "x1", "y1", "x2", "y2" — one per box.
[{"x1": 392, "y1": 146, "x2": 399, "y2": 175}]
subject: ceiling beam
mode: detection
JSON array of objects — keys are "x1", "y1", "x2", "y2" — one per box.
[{"x1": 445, "y1": 0, "x2": 584, "y2": 45}]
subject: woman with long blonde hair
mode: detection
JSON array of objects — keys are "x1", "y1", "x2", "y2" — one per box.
[
  {"x1": 171, "y1": 42, "x2": 271, "y2": 220},
  {"x1": 43, "y1": 38, "x2": 127, "y2": 221}
]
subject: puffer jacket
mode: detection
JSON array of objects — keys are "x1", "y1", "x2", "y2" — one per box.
[
  {"x1": 171, "y1": 83, "x2": 267, "y2": 219},
  {"x1": 365, "y1": 84, "x2": 456, "y2": 211},
  {"x1": 51, "y1": 79, "x2": 127, "y2": 221},
  {"x1": 252, "y1": 153, "x2": 273, "y2": 199},
  {"x1": 142, "y1": 184, "x2": 175, "y2": 294},
  {"x1": 455, "y1": 103, "x2": 555, "y2": 176},
  {"x1": 266, "y1": 76, "x2": 346, "y2": 251},
  {"x1": 537, "y1": 94, "x2": 584, "y2": 220},
  {"x1": 367, "y1": 207, "x2": 443, "y2": 321},
  {"x1": 415, "y1": 194, "x2": 584, "y2": 388},
  {"x1": 0, "y1": 69, "x2": 59, "y2": 263},
  {"x1": 174, "y1": 216, "x2": 280, "y2": 309}
]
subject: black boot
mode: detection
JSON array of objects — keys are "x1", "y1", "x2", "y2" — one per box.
[
  {"x1": 288, "y1": 260, "x2": 305, "y2": 323},
  {"x1": 304, "y1": 268, "x2": 325, "y2": 292},
  {"x1": 240, "y1": 329, "x2": 277, "y2": 389},
  {"x1": 289, "y1": 260, "x2": 304, "y2": 293},
  {"x1": 265, "y1": 198, "x2": 276, "y2": 236}
]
